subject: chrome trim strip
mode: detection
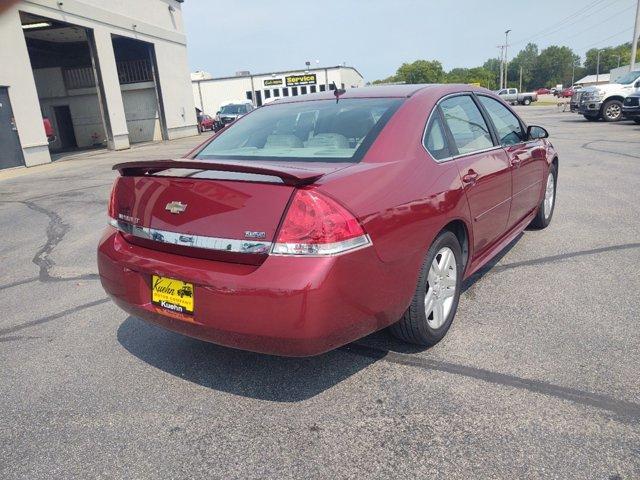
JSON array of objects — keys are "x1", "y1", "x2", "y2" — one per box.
[{"x1": 109, "y1": 219, "x2": 272, "y2": 254}]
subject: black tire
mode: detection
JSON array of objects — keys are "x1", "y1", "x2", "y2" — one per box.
[
  {"x1": 584, "y1": 115, "x2": 598, "y2": 122},
  {"x1": 523, "y1": 98, "x2": 531, "y2": 106},
  {"x1": 634, "y1": 118, "x2": 640, "y2": 125},
  {"x1": 390, "y1": 230, "x2": 463, "y2": 346},
  {"x1": 602, "y1": 99, "x2": 623, "y2": 122},
  {"x1": 530, "y1": 163, "x2": 557, "y2": 229}
]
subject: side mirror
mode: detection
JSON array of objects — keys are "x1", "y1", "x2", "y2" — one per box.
[
  {"x1": 527, "y1": 125, "x2": 549, "y2": 140},
  {"x1": 216, "y1": 111, "x2": 221, "y2": 115}
]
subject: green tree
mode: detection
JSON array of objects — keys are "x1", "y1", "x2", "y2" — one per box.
[
  {"x1": 532, "y1": 45, "x2": 579, "y2": 88},
  {"x1": 584, "y1": 43, "x2": 637, "y2": 75},
  {"x1": 507, "y1": 43, "x2": 538, "y2": 90},
  {"x1": 482, "y1": 58, "x2": 502, "y2": 90},
  {"x1": 395, "y1": 60, "x2": 444, "y2": 84}
]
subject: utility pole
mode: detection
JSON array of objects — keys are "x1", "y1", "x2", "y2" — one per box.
[
  {"x1": 504, "y1": 29, "x2": 511, "y2": 88},
  {"x1": 614, "y1": 55, "x2": 621, "y2": 68},
  {"x1": 631, "y1": 0, "x2": 640, "y2": 71},
  {"x1": 571, "y1": 61, "x2": 576, "y2": 87},
  {"x1": 519, "y1": 66, "x2": 523, "y2": 91},
  {"x1": 596, "y1": 49, "x2": 602, "y2": 83},
  {"x1": 497, "y1": 45, "x2": 505, "y2": 89}
]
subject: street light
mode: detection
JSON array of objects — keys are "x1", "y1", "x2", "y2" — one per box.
[
  {"x1": 596, "y1": 49, "x2": 604, "y2": 83},
  {"x1": 504, "y1": 29, "x2": 511, "y2": 88}
]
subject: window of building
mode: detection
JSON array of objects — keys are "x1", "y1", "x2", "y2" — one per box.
[
  {"x1": 273, "y1": 89, "x2": 280, "y2": 97},
  {"x1": 292, "y1": 87, "x2": 298, "y2": 96},
  {"x1": 264, "y1": 89, "x2": 271, "y2": 99},
  {"x1": 310, "y1": 85, "x2": 317, "y2": 93},
  {"x1": 246, "y1": 91, "x2": 253, "y2": 100},
  {"x1": 329, "y1": 83, "x2": 335, "y2": 90},
  {"x1": 319, "y1": 84, "x2": 326, "y2": 92},
  {"x1": 300, "y1": 86, "x2": 307, "y2": 95},
  {"x1": 282, "y1": 88, "x2": 289, "y2": 97}
]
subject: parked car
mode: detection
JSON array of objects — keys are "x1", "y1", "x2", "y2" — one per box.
[
  {"x1": 496, "y1": 88, "x2": 538, "y2": 105},
  {"x1": 43, "y1": 117, "x2": 55, "y2": 142},
  {"x1": 622, "y1": 91, "x2": 640, "y2": 124},
  {"x1": 197, "y1": 114, "x2": 215, "y2": 132},
  {"x1": 577, "y1": 70, "x2": 640, "y2": 121},
  {"x1": 536, "y1": 88, "x2": 551, "y2": 95},
  {"x1": 557, "y1": 86, "x2": 576, "y2": 98},
  {"x1": 99, "y1": 84, "x2": 558, "y2": 356},
  {"x1": 215, "y1": 101, "x2": 254, "y2": 129}
]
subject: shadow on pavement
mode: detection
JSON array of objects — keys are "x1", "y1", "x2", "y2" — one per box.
[{"x1": 117, "y1": 316, "x2": 381, "y2": 402}]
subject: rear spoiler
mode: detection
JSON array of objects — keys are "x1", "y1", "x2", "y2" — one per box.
[{"x1": 112, "y1": 160, "x2": 324, "y2": 186}]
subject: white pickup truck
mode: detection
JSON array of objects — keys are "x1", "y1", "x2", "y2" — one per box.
[
  {"x1": 576, "y1": 70, "x2": 640, "y2": 122},
  {"x1": 496, "y1": 88, "x2": 538, "y2": 106}
]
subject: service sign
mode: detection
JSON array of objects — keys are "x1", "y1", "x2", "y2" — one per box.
[
  {"x1": 285, "y1": 74, "x2": 317, "y2": 86},
  {"x1": 264, "y1": 78, "x2": 283, "y2": 86}
]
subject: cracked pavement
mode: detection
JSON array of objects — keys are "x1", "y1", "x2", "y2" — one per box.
[{"x1": 1, "y1": 109, "x2": 639, "y2": 479}]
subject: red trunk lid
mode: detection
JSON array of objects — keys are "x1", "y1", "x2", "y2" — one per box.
[{"x1": 109, "y1": 160, "x2": 350, "y2": 265}]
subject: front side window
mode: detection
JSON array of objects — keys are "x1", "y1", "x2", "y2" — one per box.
[
  {"x1": 440, "y1": 95, "x2": 493, "y2": 155},
  {"x1": 423, "y1": 110, "x2": 451, "y2": 161},
  {"x1": 478, "y1": 96, "x2": 524, "y2": 146},
  {"x1": 196, "y1": 98, "x2": 402, "y2": 163}
]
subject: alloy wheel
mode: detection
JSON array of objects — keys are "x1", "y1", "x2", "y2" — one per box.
[
  {"x1": 544, "y1": 173, "x2": 555, "y2": 219},
  {"x1": 425, "y1": 247, "x2": 457, "y2": 329},
  {"x1": 605, "y1": 103, "x2": 621, "y2": 120}
]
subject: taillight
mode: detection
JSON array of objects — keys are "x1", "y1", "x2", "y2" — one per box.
[
  {"x1": 107, "y1": 180, "x2": 121, "y2": 230},
  {"x1": 271, "y1": 189, "x2": 371, "y2": 256}
]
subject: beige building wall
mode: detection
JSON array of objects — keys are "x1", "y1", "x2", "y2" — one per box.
[
  {"x1": 0, "y1": 0, "x2": 197, "y2": 168},
  {"x1": 0, "y1": 6, "x2": 50, "y2": 167},
  {"x1": 192, "y1": 67, "x2": 365, "y2": 116}
]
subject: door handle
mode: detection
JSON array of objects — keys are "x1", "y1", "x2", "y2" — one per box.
[
  {"x1": 462, "y1": 170, "x2": 478, "y2": 185},
  {"x1": 510, "y1": 155, "x2": 522, "y2": 167}
]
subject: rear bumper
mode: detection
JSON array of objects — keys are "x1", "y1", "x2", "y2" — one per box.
[{"x1": 98, "y1": 228, "x2": 405, "y2": 356}]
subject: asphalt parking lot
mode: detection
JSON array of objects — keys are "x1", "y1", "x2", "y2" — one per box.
[{"x1": 1, "y1": 107, "x2": 639, "y2": 479}]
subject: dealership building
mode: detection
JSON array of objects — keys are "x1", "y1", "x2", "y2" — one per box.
[
  {"x1": 0, "y1": 0, "x2": 198, "y2": 170},
  {"x1": 192, "y1": 65, "x2": 365, "y2": 116}
]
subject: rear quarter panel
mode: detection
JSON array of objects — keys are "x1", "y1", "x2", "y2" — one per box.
[{"x1": 317, "y1": 88, "x2": 473, "y2": 312}]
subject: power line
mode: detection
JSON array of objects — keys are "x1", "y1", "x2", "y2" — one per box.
[
  {"x1": 577, "y1": 26, "x2": 634, "y2": 51},
  {"x1": 510, "y1": 0, "x2": 612, "y2": 46},
  {"x1": 559, "y1": 5, "x2": 635, "y2": 43}
]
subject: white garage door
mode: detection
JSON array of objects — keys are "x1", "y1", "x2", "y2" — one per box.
[{"x1": 122, "y1": 88, "x2": 162, "y2": 144}]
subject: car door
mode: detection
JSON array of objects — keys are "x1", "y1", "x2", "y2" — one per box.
[
  {"x1": 435, "y1": 94, "x2": 512, "y2": 255},
  {"x1": 476, "y1": 95, "x2": 547, "y2": 228}
]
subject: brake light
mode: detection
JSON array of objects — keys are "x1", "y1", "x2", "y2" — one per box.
[
  {"x1": 272, "y1": 189, "x2": 371, "y2": 256},
  {"x1": 108, "y1": 181, "x2": 117, "y2": 220}
]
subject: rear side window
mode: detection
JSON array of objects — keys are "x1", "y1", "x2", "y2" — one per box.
[
  {"x1": 478, "y1": 96, "x2": 524, "y2": 146},
  {"x1": 423, "y1": 111, "x2": 451, "y2": 161},
  {"x1": 440, "y1": 95, "x2": 493, "y2": 155}
]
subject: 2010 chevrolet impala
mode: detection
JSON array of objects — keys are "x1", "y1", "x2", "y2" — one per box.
[{"x1": 98, "y1": 84, "x2": 558, "y2": 356}]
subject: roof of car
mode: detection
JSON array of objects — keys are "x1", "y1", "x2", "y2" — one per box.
[{"x1": 269, "y1": 84, "x2": 490, "y2": 104}]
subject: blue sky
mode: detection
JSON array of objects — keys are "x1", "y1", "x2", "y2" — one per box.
[{"x1": 183, "y1": 0, "x2": 638, "y2": 81}]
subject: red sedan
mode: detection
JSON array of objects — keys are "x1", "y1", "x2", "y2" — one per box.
[{"x1": 98, "y1": 84, "x2": 558, "y2": 356}]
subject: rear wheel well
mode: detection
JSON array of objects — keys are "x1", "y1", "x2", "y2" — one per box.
[{"x1": 442, "y1": 220, "x2": 469, "y2": 269}]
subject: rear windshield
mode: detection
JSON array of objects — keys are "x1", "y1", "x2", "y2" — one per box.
[{"x1": 196, "y1": 98, "x2": 403, "y2": 163}]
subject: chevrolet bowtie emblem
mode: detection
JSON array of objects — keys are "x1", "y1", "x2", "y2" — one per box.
[{"x1": 165, "y1": 201, "x2": 187, "y2": 214}]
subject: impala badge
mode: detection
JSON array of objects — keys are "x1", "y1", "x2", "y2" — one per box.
[{"x1": 165, "y1": 201, "x2": 187, "y2": 214}]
